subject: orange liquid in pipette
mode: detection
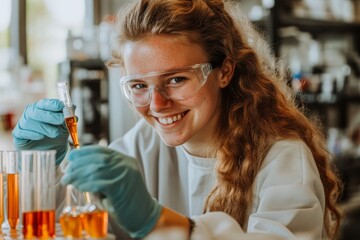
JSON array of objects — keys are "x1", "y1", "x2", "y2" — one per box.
[
  {"x1": 7, "y1": 173, "x2": 19, "y2": 230},
  {"x1": 65, "y1": 116, "x2": 80, "y2": 148},
  {"x1": 0, "y1": 173, "x2": 4, "y2": 225},
  {"x1": 22, "y1": 210, "x2": 55, "y2": 238}
]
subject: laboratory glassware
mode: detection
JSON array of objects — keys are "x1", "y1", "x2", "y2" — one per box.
[
  {"x1": 82, "y1": 193, "x2": 108, "y2": 238},
  {"x1": 59, "y1": 184, "x2": 84, "y2": 238},
  {"x1": 21, "y1": 150, "x2": 56, "y2": 239},
  {"x1": 57, "y1": 81, "x2": 80, "y2": 149},
  {"x1": 5, "y1": 151, "x2": 19, "y2": 230},
  {"x1": 57, "y1": 81, "x2": 108, "y2": 238}
]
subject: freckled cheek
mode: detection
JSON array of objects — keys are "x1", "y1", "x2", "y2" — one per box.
[
  {"x1": 196, "y1": 90, "x2": 222, "y2": 115},
  {"x1": 135, "y1": 106, "x2": 149, "y2": 117},
  {"x1": 194, "y1": 86, "x2": 220, "y2": 106},
  {"x1": 185, "y1": 95, "x2": 213, "y2": 116}
]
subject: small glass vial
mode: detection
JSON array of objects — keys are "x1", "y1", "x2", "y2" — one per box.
[
  {"x1": 59, "y1": 185, "x2": 84, "y2": 239},
  {"x1": 82, "y1": 192, "x2": 108, "y2": 239}
]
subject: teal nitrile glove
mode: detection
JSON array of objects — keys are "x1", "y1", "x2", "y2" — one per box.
[
  {"x1": 61, "y1": 145, "x2": 163, "y2": 238},
  {"x1": 12, "y1": 98, "x2": 69, "y2": 166}
]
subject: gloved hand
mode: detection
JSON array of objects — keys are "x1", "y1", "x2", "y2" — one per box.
[
  {"x1": 61, "y1": 145, "x2": 163, "y2": 238},
  {"x1": 12, "y1": 98, "x2": 69, "y2": 166}
]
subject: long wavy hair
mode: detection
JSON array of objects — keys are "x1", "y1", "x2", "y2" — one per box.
[{"x1": 110, "y1": 0, "x2": 342, "y2": 238}]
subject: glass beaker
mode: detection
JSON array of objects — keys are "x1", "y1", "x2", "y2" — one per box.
[
  {"x1": 5, "y1": 151, "x2": 19, "y2": 231},
  {"x1": 21, "y1": 150, "x2": 56, "y2": 239}
]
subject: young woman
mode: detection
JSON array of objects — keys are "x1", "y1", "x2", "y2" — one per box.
[{"x1": 13, "y1": 0, "x2": 342, "y2": 239}]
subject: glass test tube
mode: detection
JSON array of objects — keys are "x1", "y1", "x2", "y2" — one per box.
[
  {"x1": 57, "y1": 81, "x2": 80, "y2": 149},
  {"x1": 5, "y1": 151, "x2": 19, "y2": 230}
]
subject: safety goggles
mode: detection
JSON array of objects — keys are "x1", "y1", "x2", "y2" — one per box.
[{"x1": 119, "y1": 63, "x2": 213, "y2": 107}]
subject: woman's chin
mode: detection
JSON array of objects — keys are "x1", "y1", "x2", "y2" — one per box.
[{"x1": 159, "y1": 134, "x2": 187, "y2": 147}]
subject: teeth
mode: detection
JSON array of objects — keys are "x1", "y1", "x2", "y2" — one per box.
[{"x1": 158, "y1": 113, "x2": 184, "y2": 125}]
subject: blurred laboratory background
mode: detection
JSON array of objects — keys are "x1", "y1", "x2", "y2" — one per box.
[{"x1": 0, "y1": 0, "x2": 360, "y2": 239}]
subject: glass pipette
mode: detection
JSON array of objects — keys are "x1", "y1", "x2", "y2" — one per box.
[
  {"x1": 57, "y1": 81, "x2": 89, "y2": 204},
  {"x1": 57, "y1": 81, "x2": 80, "y2": 149}
]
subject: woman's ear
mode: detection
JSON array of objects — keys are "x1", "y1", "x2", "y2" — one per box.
[{"x1": 218, "y1": 58, "x2": 235, "y2": 88}]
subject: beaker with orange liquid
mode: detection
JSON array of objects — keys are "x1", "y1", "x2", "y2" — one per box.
[{"x1": 21, "y1": 150, "x2": 56, "y2": 239}]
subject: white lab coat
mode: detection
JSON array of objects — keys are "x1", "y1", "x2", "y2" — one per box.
[{"x1": 57, "y1": 119, "x2": 326, "y2": 239}]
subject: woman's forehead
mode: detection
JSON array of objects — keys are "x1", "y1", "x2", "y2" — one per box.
[{"x1": 122, "y1": 35, "x2": 208, "y2": 75}]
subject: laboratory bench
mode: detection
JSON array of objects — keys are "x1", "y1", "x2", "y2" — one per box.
[{"x1": 0, "y1": 223, "x2": 115, "y2": 239}]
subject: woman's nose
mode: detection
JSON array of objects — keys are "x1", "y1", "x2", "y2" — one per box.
[{"x1": 149, "y1": 88, "x2": 172, "y2": 111}]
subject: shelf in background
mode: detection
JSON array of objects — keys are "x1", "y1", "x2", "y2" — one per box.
[
  {"x1": 278, "y1": 15, "x2": 360, "y2": 33},
  {"x1": 296, "y1": 93, "x2": 360, "y2": 105},
  {"x1": 340, "y1": 191, "x2": 360, "y2": 214}
]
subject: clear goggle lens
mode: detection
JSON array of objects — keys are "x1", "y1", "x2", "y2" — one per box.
[{"x1": 119, "y1": 63, "x2": 213, "y2": 107}]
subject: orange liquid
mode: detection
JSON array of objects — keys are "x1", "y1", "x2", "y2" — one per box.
[
  {"x1": 65, "y1": 116, "x2": 80, "y2": 148},
  {"x1": 0, "y1": 173, "x2": 4, "y2": 225},
  {"x1": 22, "y1": 210, "x2": 55, "y2": 239},
  {"x1": 59, "y1": 213, "x2": 83, "y2": 238},
  {"x1": 7, "y1": 173, "x2": 19, "y2": 229},
  {"x1": 83, "y1": 211, "x2": 108, "y2": 238}
]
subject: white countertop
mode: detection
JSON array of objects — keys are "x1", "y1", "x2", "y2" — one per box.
[{"x1": 0, "y1": 223, "x2": 116, "y2": 239}]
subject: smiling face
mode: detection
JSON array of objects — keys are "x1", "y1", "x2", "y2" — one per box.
[{"x1": 122, "y1": 35, "x2": 228, "y2": 156}]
